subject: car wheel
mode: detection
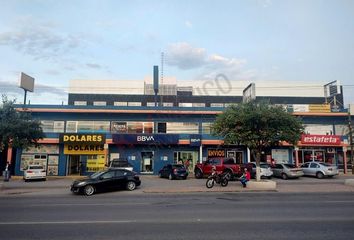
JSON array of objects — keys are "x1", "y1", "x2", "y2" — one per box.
[
  {"x1": 126, "y1": 181, "x2": 136, "y2": 191},
  {"x1": 194, "y1": 169, "x2": 203, "y2": 179},
  {"x1": 84, "y1": 185, "x2": 95, "y2": 196},
  {"x1": 281, "y1": 173, "x2": 288, "y2": 180},
  {"x1": 316, "y1": 172, "x2": 324, "y2": 179},
  {"x1": 169, "y1": 174, "x2": 173, "y2": 180}
]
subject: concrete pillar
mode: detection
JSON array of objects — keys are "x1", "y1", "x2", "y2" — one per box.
[{"x1": 343, "y1": 149, "x2": 347, "y2": 174}]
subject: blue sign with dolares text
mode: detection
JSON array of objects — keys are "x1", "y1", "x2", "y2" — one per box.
[{"x1": 112, "y1": 134, "x2": 179, "y2": 145}]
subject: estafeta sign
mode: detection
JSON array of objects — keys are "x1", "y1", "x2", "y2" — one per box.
[{"x1": 300, "y1": 134, "x2": 341, "y2": 146}]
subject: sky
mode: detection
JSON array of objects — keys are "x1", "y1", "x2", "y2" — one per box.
[{"x1": 0, "y1": 0, "x2": 353, "y2": 106}]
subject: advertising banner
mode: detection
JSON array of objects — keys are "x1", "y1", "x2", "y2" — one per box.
[
  {"x1": 308, "y1": 104, "x2": 331, "y2": 113},
  {"x1": 300, "y1": 134, "x2": 341, "y2": 146}
]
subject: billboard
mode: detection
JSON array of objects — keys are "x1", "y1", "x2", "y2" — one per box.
[
  {"x1": 324, "y1": 80, "x2": 341, "y2": 98},
  {"x1": 242, "y1": 83, "x2": 256, "y2": 103},
  {"x1": 19, "y1": 72, "x2": 34, "y2": 92}
]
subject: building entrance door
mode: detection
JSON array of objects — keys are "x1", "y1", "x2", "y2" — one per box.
[
  {"x1": 67, "y1": 155, "x2": 80, "y2": 175},
  {"x1": 174, "y1": 151, "x2": 198, "y2": 173},
  {"x1": 141, "y1": 152, "x2": 154, "y2": 174}
]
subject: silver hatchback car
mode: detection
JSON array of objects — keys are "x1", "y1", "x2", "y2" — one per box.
[
  {"x1": 301, "y1": 161, "x2": 339, "y2": 179},
  {"x1": 271, "y1": 163, "x2": 304, "y2": 180}
]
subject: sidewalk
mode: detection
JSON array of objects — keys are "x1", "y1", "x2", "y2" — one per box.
[{"x1": 1, "y1": 173, "x2": 354, "y2": 196}]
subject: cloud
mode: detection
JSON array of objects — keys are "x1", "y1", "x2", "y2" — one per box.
[
  {"x1": 86, "y1": 63, "x2": 102, "y2": 69},
  {"x1": 0, "y1": 18, "x2": 86, "y2": 61},
  {"x1": 185, "y1": 20, "x2": 193, "y2": 28},
  {"x1": 166, "y1": 42, "x2": 249, "y2": 80},
  {"x1": 165, "y1": 42, "x2": 207, "y2": 69}
]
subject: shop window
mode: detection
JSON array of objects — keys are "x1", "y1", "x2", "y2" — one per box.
[
  {"x1": 178, "y1": 103, "x2": 193, "y2": 107},
  {"x1": 93, "y1": 121, "x2": 110, "y2": 132},
  {"x1": 127, "y1": 122, "x2": 143, "y2": 133},
  {"x1": 128, "y1": 102, "x2": 142, "y2": 106},
  {"x1": 166, "y1": 122, "x2": 199, "y2": 134},
  {"x1": 66, "y1": 121, "x2": 78, "y2": 133},
  {"x1": 162, "y1": 102, "x2": 174, "y2": 107},
  {"x1": 210, "y1": 103, "x2": 224, "y2": 107}
]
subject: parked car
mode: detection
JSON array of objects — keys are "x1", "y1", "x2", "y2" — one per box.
[
  {"x1": 194, "y1": 158, "x2": 242, "y2": 179},
  {"x1": 245, "y1": 162, "x2": 273, "y2": 179},
  {"x1": 71, "y1": 169, "x2": 141, "y2": 196},
  {"x1": 301, "y1": 161, "x2": 339, "y2": 179},
  {"x1": 23, "y1": 165, "x2": 47, "y2": 181},
  {"x1": 109, "y1": 158, "x2": 133, "y2": 171},
  {"x1": 271, "y1": 163, "x2": 304, "y2": 180},
  {"x1": 158, "y1": 164, "x2": 188, "y2": 180}
]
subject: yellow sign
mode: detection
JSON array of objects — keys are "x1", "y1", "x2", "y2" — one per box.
[
  {"x1": 64, "y1": 144, "x2": 105, "y2": 155},
  {"x1": 309, "y1": 104, "x2": 331, "y2": 113},
  {"x1": 87, "y1": 155, "x2": 106, "y2": 172},
  {"x1": 60, "y1": 134, "x2": 105, "y2": 144}
]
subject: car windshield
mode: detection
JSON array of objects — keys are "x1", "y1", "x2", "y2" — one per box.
[
  {"x1": 173, "y1": 164, "x2": 185, "y2": 169},
  {"x1": 89, "y1": 171, "x2": 105, "y2": 179}
]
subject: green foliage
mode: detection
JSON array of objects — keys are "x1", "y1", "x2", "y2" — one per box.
[
  {"x1": 0, "y1": 95, "x2": 44, "y2": 150},
  {"x1": 212, "y1": 101, "x2": 304, "y2": 152}
]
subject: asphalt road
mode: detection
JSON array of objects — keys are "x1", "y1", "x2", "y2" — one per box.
[{"x1": 1, "y1": 192, "x2": 354, "y2": 240}]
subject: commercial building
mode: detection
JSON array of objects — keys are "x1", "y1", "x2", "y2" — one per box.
[{"x1": 9, "y1": 79, "x2": 353, "y2": 176}]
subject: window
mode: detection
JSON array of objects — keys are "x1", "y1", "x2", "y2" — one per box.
[
  {"x1": 128, "y1": 102, "x2": 142, "y2": 106},
  {"x1": 74, "y1": 101, "x2": 87, "y2": 106},
  {"x1": 304, "y1": 124, "x2": 334, "y2": 135},
  {"x1": 111, "y1": 122, "x2": 154, "y2": 133},
  {"x1": 166, "y1": 122, "x2": 199, "y2": 134},
  {"x1": 158, "y1": 122, "x2": 166, "y2": 133},
  {"x1": 210, "y1": 103, "x2": 224, "y2": 107},
  {"x1": 162, "y1": 102, "x2": 174, "y2": 107},
  {"x1": 66, "y1": 121, "x2": 110, "y2": 133},
  {"x1": 93, "y1": 101, "x2": 106, "y2": 106},
  {"x1": 66, "y1": 121, "x2": 77, "y2": 133},
  {"x1": 147, "y1": 102, "x2": 157, "y2": 107},
  {"x1": 41, "y1": 121, "x2": 65, "y2": 133},
  {"x1": 202, "y1": 122, "x2": 212, "y2": 134},
  {"x1": 114, "y1": 102, "x2": 128, "y2": 106},
  {"x1": 192, "y1": 103, "x2": 205, "y2": 107},
  {"x1": 178, "y1": 103, "x2": 193, "y2": 107}
]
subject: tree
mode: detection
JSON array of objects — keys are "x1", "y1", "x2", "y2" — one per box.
[
  {"x1": 0, "y1": 95, "x2": 44, "y2": 153},
  {"x1": 212, "y1": 101, "x2": 303, "y2": 181}
]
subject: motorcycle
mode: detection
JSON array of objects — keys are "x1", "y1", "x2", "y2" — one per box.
[{"x1": 206, "y1": 171, "x2": 229, "y2": 188}]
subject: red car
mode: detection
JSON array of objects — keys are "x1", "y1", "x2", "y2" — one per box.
[{"x1": 194, "y1": 158, "x2": 242, "y2": 179}]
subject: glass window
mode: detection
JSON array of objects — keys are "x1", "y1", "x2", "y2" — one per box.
[
  {"x1": 192, "y1": 103, "x2": 205, "y2": 107},
  {"x1": 111, "y1": 122, "x2": 127, "y2": 133},
  {"x1": 146, "y1": 102, "x2": 157, "y2": 107},
  {"x1": 162, "y1": 102, "x2": 174, "y2": 107},
  {"x1": 178, "y1": 103, "x2": 193, "y2": 107},
  {"x1": 77, "y1": 121, "x2": 95, "y2": 132},
  {"x1": 304, "y1": 124, "x2": 334, "y2": 135},
  {"x1": 166, "y1": 122, "x2": 199, "y2": 134},
  {"x1": 143, "y1": 122, "x2": 154, "y2": 133},
  {"x1": 94, "y1": 121, "x2": 110, "y2": 132},
  {"x1": 158, "y1": 122, "x2": 166, "y2": 133},
  {"x1": 41, "y1": 121, "x2": 65, "y2": 133},
  {"x1": 93, "y1": 101, "x2": 106, "y2": 106},
  {"x1": 202, "y1": 122, "x2": 212, "y2": 134},
  {"x1": 74, "y1": 101, "x2": 87, "y2": 106},
  {"x1": 128, "y1": 102, "x2": 142, "y2": 106},
  {"x1": 66, "y1": 121, "x2": 77, "y2": 133},
  {"x1": 210, "y1": 103, "x2": 224, "y2": 107},
  {"x1": 114, "y1": 102, "x2": 127, "y2": 106},
  {"x1": 127, "y1": 122, "x2": 143, "y2": 133}
]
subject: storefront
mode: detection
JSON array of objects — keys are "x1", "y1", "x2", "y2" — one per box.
[
  {"x1": 294, "y1": 134, "x2": 349, "y2": 171},
  {"x1": 60, "y1": 133, "x2": 107, "y2": 175},
  {"x1": 110, "y1": 134, "x2": 203, "y2": 174}
]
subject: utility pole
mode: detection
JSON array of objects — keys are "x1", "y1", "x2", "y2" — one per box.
[{"x1": 349, "y1": 110, "x2": 354, "y2": 174}]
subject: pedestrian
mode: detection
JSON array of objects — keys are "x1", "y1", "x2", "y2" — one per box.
[{"x1": 239, "y1": 168, "x2": 251, "y2": 188}]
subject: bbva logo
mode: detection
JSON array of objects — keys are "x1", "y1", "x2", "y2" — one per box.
[{"x1": 137, "y1": 136, "x2": 155, "y2": 142}]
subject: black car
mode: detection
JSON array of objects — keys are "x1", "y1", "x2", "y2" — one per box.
[
  {"x1": 158, "y1": 164, "x2": 188, "y2": 180},
  {"x1": 71, "y1": 169, "x2": 141, "y2": 196}
]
